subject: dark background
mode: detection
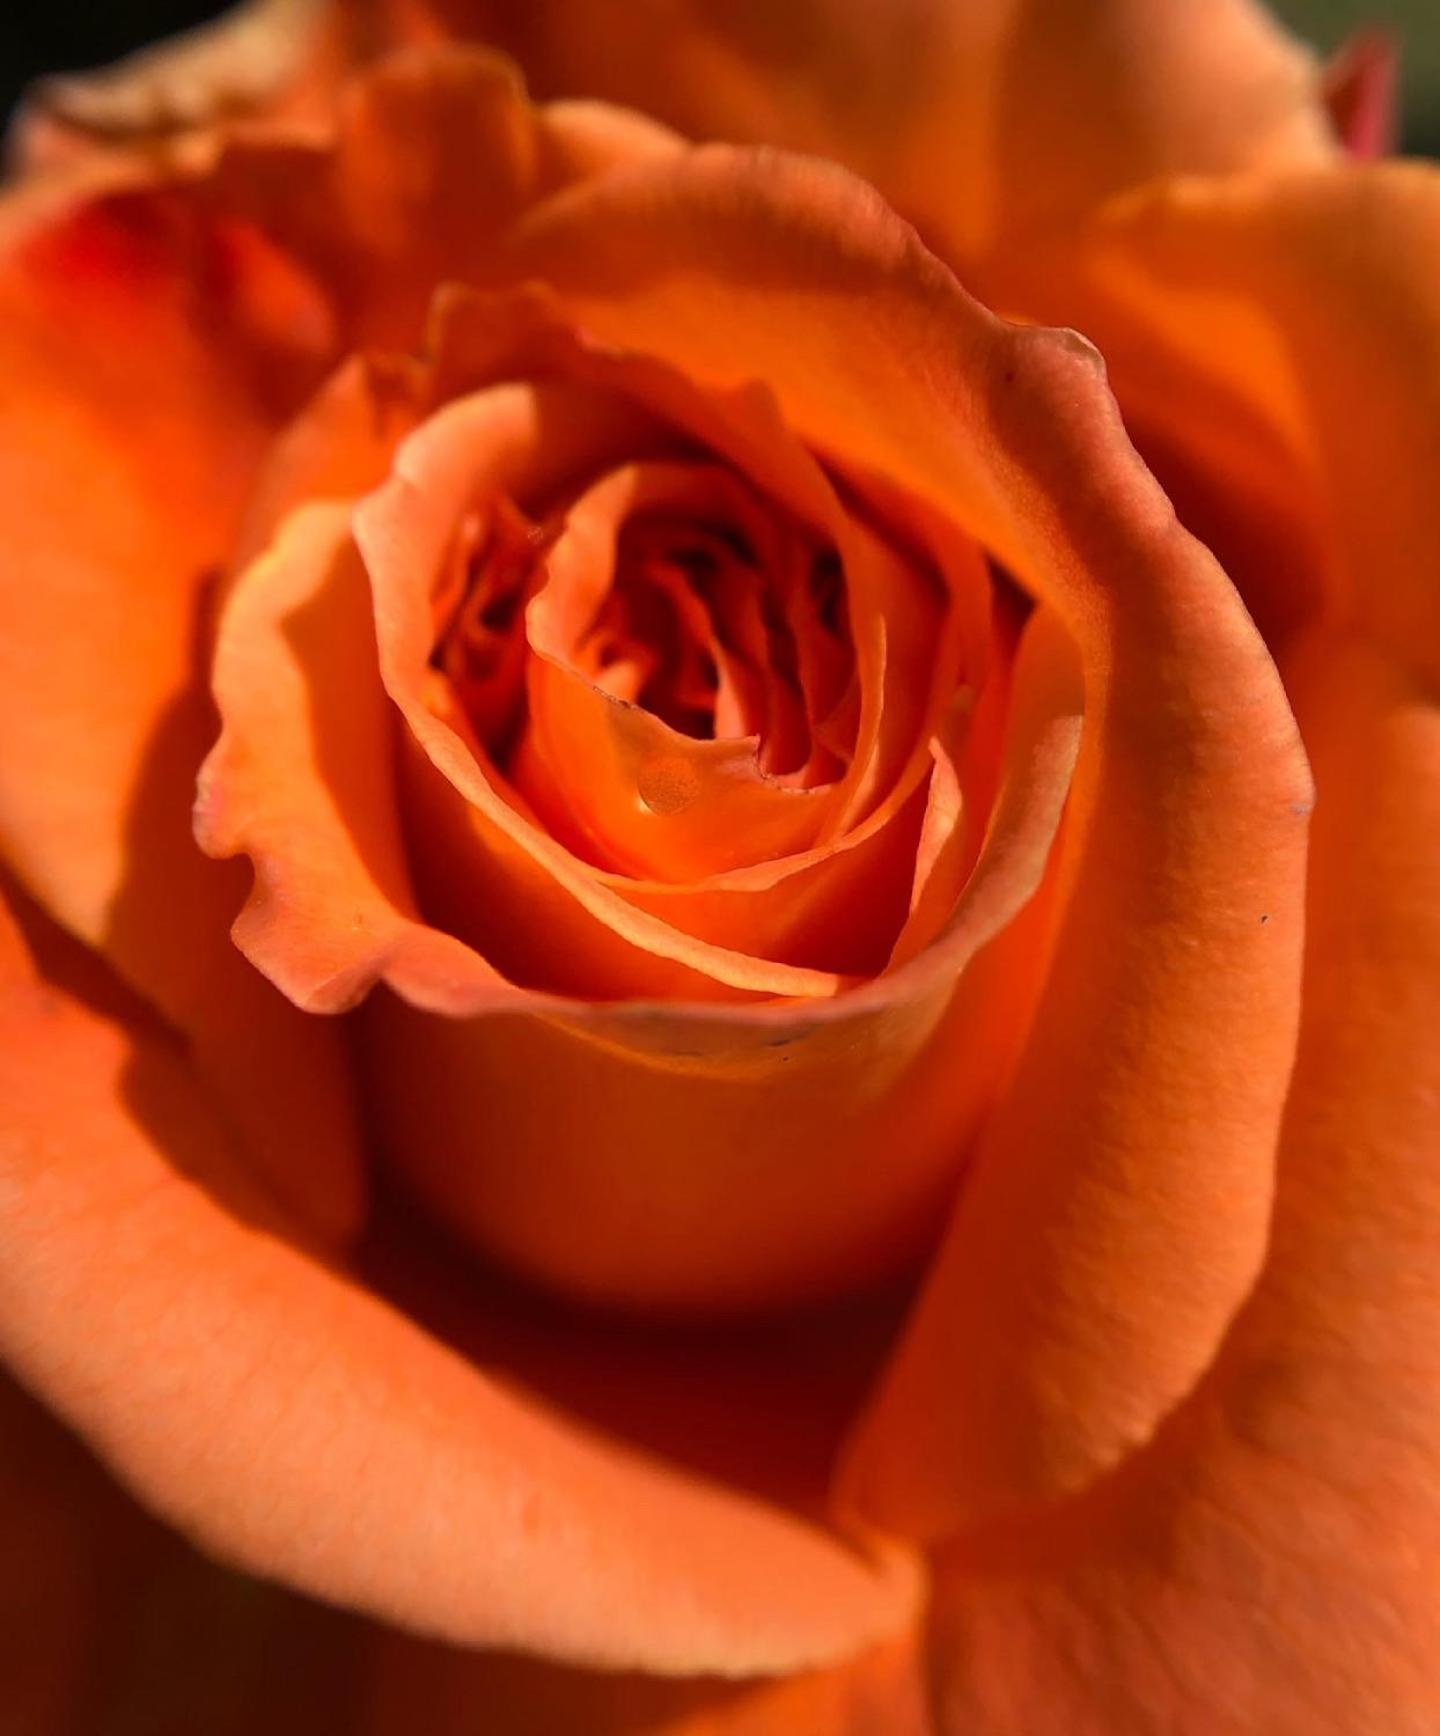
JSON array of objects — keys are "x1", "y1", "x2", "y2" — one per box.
[
  {"x1": 2, "y1": 1, "x2": 228, "y2": 125},
  {"x1": 2, "y1": 1, "x2": 1438, "y2": 151}
]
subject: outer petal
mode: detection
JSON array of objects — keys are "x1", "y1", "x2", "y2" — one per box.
[
  {"x1": 10, "y1": 0, "x2": 340, "y2": 171},
  {"x1": 502, "y1": 148, "x2": 1311, "y2": 1510},
  {"x1": 373, "y1": 0, "x2": 1334, "y2": 259},
  {"x1": 913, "y1": 171, "x2": 1440, "y2": 1729},
  {"x1": 12, "y1": 0, "x2": 1336, "y2": 247},
  {"x1": 1, "y1": 48, "x2": 685, "y2": 1247},
  {"x1": 199, "y1": 499, "x2": 512, "y2": 1015},
  {"x1": 0, "y1": 167, "x2": 361, "y2": 1241},
  {"x1": 990, "y1": 164, "x2": 1440, "y2": 678},
  {"x1": 0, "y1": 888, "x2": 918, "y2": 1674},
  {"x1": 0, "y1": 1366, "x2": 370, "y2": 1734},
  {"x1": 923, "y1": 638, "x2": 1440, "y2": 1735},
  {"x1": 4, "y1": 1355, "x2": 930, "y2": 1735},
  {"x1": 208, "y1": 45, "x2": 682, "y2": 349}
]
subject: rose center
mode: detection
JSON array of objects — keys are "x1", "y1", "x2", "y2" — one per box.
[{"x1": 432, "y1": 462, "x2": 857, "y2": 786}]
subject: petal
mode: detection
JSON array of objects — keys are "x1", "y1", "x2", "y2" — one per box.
[
  {"x1": 360, "y1": 609, "x2": 1077, "y2": 1313},
  {"x1": 357, "y1": 376, "x2": 854, "y2": 1002},
  {"x1": 501, "y1": 147, "x2": 1311, "y2": 1507},
  {"x1": 0, "y1": 170, "x2": 321, "y2": 943},
  {"x1": 0, "y1": 888, "x2": 919, "y2": 1673},
  {"x1": 518, "y1": 462, "x2": 836, "y2": 880},
  {"x1": 208, "y1": 45, "x2": 682, "y2": 350},
  {"x1": 412, "y1": 288, "x2": 983, "y2": 980},
  {"x1": 15, "y1": 1, "x2": 1335, "y2": 262},
  {"x1": 0, "y1": 1365, "x2": 367, "y2": 1734},
  {"x1": 1322, "y1": 28, "x2": 1399, "y2": 160},
  {"x1": 7, "y1": 1363, "x2": 927, "y2": 1736},
  {"x1": 992, "y1": 164, "x2": 1440, "y2": 680},
  {"x1": 205, "y1": 441, "x2": 1075, "y2": 1308},
  {"x1": 199, "y1": 348, "x2": 876, "y2": 1024},
  {"x1": 1, "y1": 1187, "x2": 919, "y2": 1732},
  {"x1": 0, "y1": 166, "x2": 361, "y2": 1242},
  {"x1": 198, "y1": 499, "x2": 508, "y2": 1015},
  {"x1": 10, "y1": 0, "x2": 339, "y2": 171},
  {"x1": 924, "y1": 638, "x2": 1440, "y2": 1734},
  {"x1": 397, "y1": 0, "x2": 1333, "y2": 257},
  {"x1": 5, "y1": 0, "x2": 683, "y2": 186},
  {"x1": 0, "y1": 1332, "x2": 890, "y2": 1736}
]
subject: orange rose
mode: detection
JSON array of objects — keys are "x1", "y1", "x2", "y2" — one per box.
[{"x1": 4, "y1": 4, "x2": 1436, "y2": 1733}]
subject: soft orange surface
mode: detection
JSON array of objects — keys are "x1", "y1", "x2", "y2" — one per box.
[{"x1": 5, "y1": 2, "x2": 1439, "y2": 1732}]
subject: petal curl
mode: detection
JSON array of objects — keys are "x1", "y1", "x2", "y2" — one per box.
[
  {"x1": 922, "y1": 639, "x2": 1440, "y2": 1734},
  {"x1": 501, "y1": 147, "x2": 1311, "y2": 1509},
  {"x1": 357, "y1": 1625, "x2": 932, "y2": 1734},
  {"x1": 198, "y1": 499, "x2": 508, "y2": 1015}
]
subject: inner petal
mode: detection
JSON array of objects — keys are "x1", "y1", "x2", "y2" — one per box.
[
  {"x1": 514, "y1": 461, "x2": 858, "y2": 881},
  {"x1": 362, "y1": 384, "x2": 847, "y2": 1002},
  {"x1": 378, "y1": 306, "x2": 1000, "y2": 988},
  {"x1": 431, "y1": 497, "x2": 554, "y2": 763}
]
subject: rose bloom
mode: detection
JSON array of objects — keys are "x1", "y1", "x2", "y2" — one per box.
[{"x1": 2, "y1": 0, "x2": 1436, "y2": 1731}]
